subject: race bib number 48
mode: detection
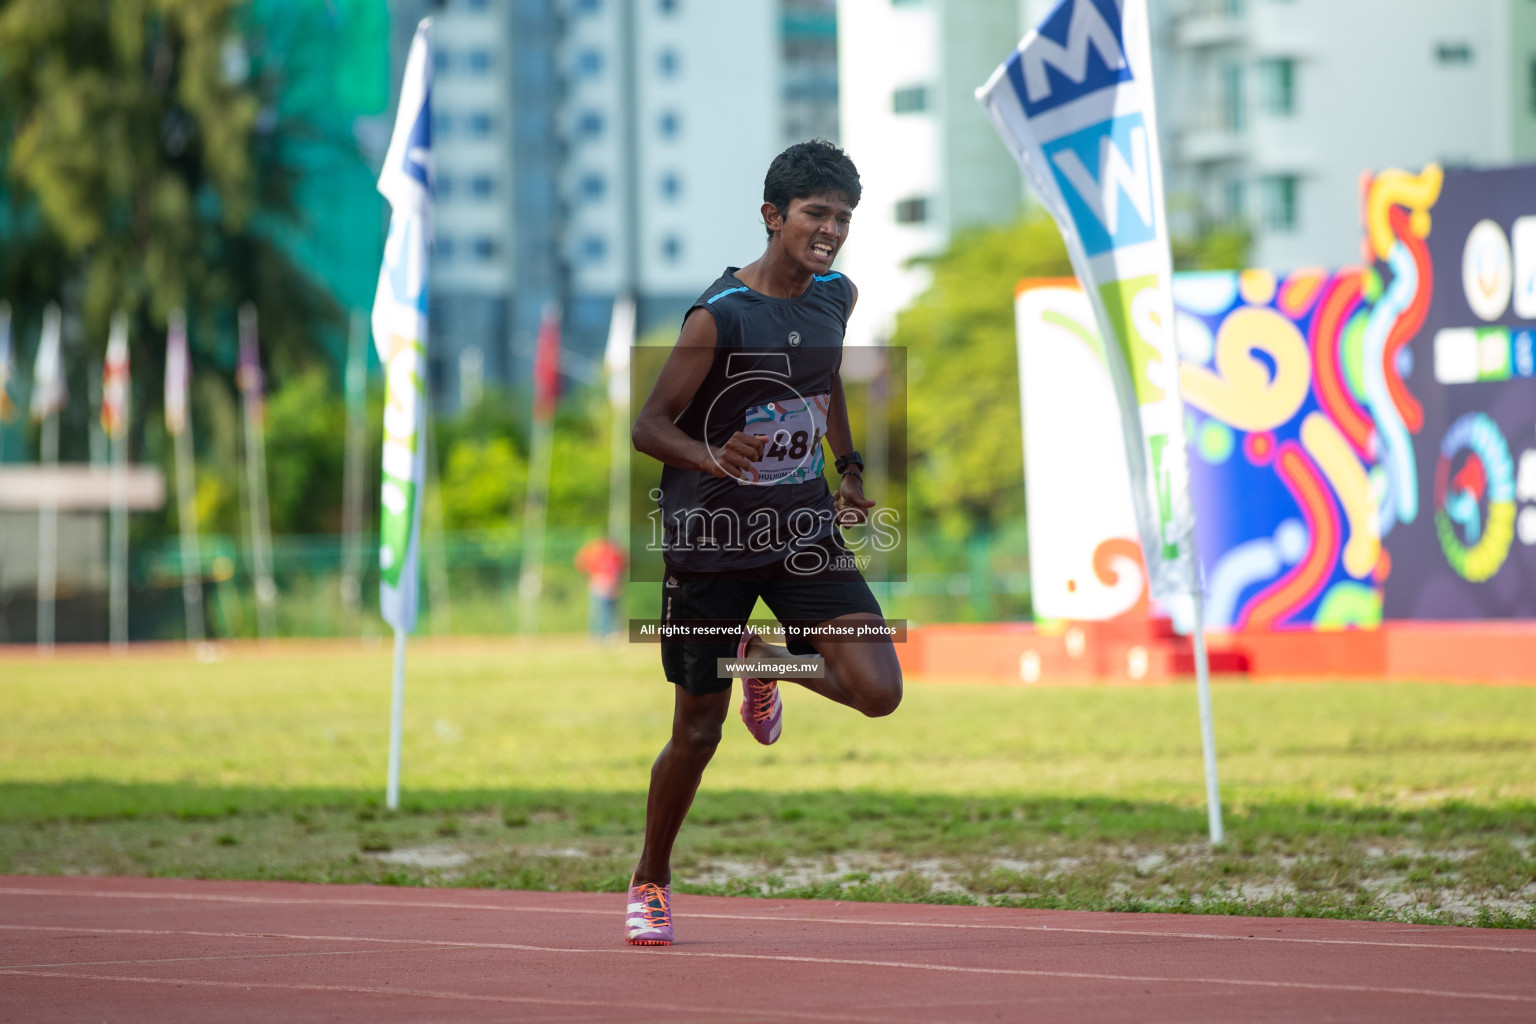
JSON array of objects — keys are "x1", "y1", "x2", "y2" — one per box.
[{"x1": 742, "y1": 393, "x2": 829, "y2": 485}]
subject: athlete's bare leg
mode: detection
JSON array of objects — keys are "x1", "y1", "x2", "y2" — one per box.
[
  {"x1": 632, "y1": 686, "x2": 732, "y2": 887},
  {"x1": 746, "y1": 612, "x2": 902, "y2": 717}
]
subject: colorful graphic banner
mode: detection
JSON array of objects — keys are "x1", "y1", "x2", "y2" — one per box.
[
  {"x1": 372, "y1": 19, "x2": 433, "y2": 634},
  {"x1": 1175, "y1": 269, "x2": 1386, "y2": 631},
  {"x1": 978, "y1": 0, "x2": 1198, "y2": 601},
  {"x1": 1014, "y1": 281, "x2": 1144, "y2": 620},
  {"x1": 1019, "y1": 269, "x2": 1388, "y2": 631},
  {"x1": 1372, "y1": 165, "x2": 1536, "y2": 618}
]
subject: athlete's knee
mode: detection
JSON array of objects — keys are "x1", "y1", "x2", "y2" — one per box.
[
  {"x1": 673, "y1": 710, "x2": 725, "y2": 759},
  {"x1": 846, "y1": 663, "x2": 902, "y2": 718},
  {"x1": 857, "y1": 679, "x2": 902, "y2": 718}
]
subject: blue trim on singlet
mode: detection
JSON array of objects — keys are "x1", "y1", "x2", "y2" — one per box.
[
  {"x1": 812, "y1": 273, "x2": 843, "y2": 282},
  {"x1": 707, "y1": 286, "x2": 750, "y2": 304}
]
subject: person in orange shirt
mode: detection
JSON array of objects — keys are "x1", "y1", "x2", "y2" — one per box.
[{"x1": 575, "y1": 536, "x2": 625, "y2": 640}]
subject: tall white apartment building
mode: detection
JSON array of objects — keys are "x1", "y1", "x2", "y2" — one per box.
[
  {"x1": 835, "y1": 0, "x2": 1031, "y2": 347},
  {"x1": 403, "y1": 0, "x2": 841, "y2": 411},
  {"x1": 1157, "y1": 0, "x2": 1536, "y2": 271},
  {"x1": 834, "y1": 0, "x2": 1536, "y2": 343}
]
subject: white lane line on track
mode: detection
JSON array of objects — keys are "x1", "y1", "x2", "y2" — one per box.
[
  {"x1": 2, "y1": 886, "x2": 1532, "y2": 956},
  {"x1": 0, "y1": 969, "x2": 883, "y2": 1024},
  {"x1": 0, "y1": 942, "x2": 452, "y2": 970},
  {"x1": 1, "y1": 923, "x2": 1533, "y2": 1004}
]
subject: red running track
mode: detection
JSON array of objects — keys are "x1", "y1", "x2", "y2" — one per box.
[{"x1": 1, "y1": 875, "x2": 1533, "y2": 1022}]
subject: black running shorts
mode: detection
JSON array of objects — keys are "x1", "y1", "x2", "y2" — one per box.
[{"x1": 660, "y1": 538, "x2": 884, "y2": 696}]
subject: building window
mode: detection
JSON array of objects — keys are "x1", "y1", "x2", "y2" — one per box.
[
  {"x1": 580, "y1": 235, "x2": 608, "y2": 263},
  {"x1": 434, "y1": 49, "x2": 452, "y2": 73},
  {"x1": 471, "y1": 175, "x2": 495, "y2": 198},
  {"x1": 576, "y1": 110, "x2": 605, "y2": 138},
  {"x1": 660, "y1": 172, "x2": 682, "y2": 201},
  {"x1": 435, "y1": 175, "x2": 454, "y2": 198},
  {"x1": 466, "y1": 111, "x2": 493, "y2": 137},
  {"x1": 1220, "y1": 60, "x2": 1245, "y2": 133},
  {"x1": 435, "y1": 113, "x2": 453, "y2": 136},
  {"x1": 576, "y1": 49, "x2": 604, "y2": 77},
  {"x1": 1260, "y1": 175, "x2": 1299, "y2": 232},
  {"x1": 436, "y1": 237, "x2": 455, "y2": 262},
  {"x1": 658, "y1": 110, "x2": 680, "y2": 139},
  {"x1": 575, "y1": 0, "x2": 601, "y2": 12},
  {"x1": 467, "y1": 50, "x2": 492, "y2": 74},
  {"x1": 473, "y1": 237, "x2": 499, "y2": 261},
  {"x1": 894, "y1": 197, "x2": 928, "y2": 224},
  {"x1": 658, "y1": 0, "x2": 678, "y2": 13},
  {"x1": 661, "y1": 234, "x2": 683, "y2": 262},
  {"x1": 892, "y1": 85, "x2": 928, "y2": 114},
  {"x1": 1436, "y1": 42, "x2": 1474, "y2": 66},
  {"x1": 1223, "y1": 178, "x2": 1247, "y2": 225},
  {"x1": 1257, "y1": 58, "x2": 1295, "y2": 115},
  {"x1": 578, "y1": 173, "x2": 606, "y2": 200},
  {"x1": 462, "y1": 0, "x2": 489, "y2": 10},
  {"x1": 657, "y1": 48, "x2": 680, "y2": 77}
]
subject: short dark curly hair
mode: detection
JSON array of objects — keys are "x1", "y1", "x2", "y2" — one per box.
[{"x1": 762, "y1": 139, "x2": 861, "y2": 240}]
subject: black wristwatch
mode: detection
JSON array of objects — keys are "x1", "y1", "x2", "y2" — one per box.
[{"x1": 835, "y1": 451, "x2": 864, "y2": 475}]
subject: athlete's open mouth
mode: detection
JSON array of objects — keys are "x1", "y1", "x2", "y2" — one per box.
[{"x1": 810, "y1": 241, "x2": 834, "y2": 262}]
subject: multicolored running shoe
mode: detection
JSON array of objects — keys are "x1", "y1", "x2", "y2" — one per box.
[
  {"x1": 625, "y1": 878, "x2": 673, "y2": 946},
  {"x1": 737, "y1": 629, "x2": 782, "y2": 745}
]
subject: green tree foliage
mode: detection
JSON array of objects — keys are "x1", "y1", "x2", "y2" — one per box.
[
  {"x1": 435, "y1": 387, "x2": 612, "y2": 534},
  {"x1": 261, "y1": 367, "x2": 345, "y2": 533},
  {"x1": 892, "y1": 215, "x2": 1072, "y2": 539},
  {"x1": 1172, "y1": 224, "x2": 1253, "y2": 272},
  {"x1": 0, "y1": 0, "x2": 341, "y2": 483}
]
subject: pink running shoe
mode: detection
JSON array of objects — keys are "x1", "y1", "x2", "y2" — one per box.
[
  {"x1": 625, "y1": 878, "x2": 673, "y2": 946},
  {"x1": 737, "y1": 629, "x2": 782, "y2": 745}
]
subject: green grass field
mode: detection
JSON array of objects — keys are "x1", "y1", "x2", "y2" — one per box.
[{"x1": 2, "y1": 640, "x2": 1534, "y2": 926}]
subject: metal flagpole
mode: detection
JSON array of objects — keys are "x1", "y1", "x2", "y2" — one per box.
[
  {"x1": 386, "y1": 625, "x2": 408, "y2": 809},
  {"x1": 37, "y1": 410, "x2": 57, "y2": 650},
  {"x1": 104, "y1": 312, "x2": 130, "y2": 650},
  {"x1": 166, "y1": 310, "x2": 205, "y2": 646},
  {"x1": 239, "y1": 304, "x2": 277, "y2": 639},
  {"x1": 518, "y1": 304, "x2": 560, "y2": 636},
  {"x1": 340, "y1": 310, "x2": 369, "y2": 637},
  {"x1": 32, "y1": 303, "x2": 63, "y2": 653},
  {"x1": 1190, "y1": 590, "x2": 1224, "y2": 843}
]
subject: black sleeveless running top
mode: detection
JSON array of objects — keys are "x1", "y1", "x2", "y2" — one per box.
[{"x1": 659, "y1": 267, "x2": 855, "y2": 572}]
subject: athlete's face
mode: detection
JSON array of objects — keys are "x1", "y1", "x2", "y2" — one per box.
[{"x1": 767, "y1": 193, "x2": 853, "y2": 273}]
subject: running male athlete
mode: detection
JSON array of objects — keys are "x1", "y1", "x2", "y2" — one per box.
[{"x1": 624, "y1": 140, "x2": 903, "y2": 946}]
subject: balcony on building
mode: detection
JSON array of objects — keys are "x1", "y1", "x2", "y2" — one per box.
[{"x1": 1176, "y1": 0, "x2": 1247, "y2": 49}]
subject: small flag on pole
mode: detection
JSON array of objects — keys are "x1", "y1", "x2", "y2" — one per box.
[
  {"x1": 373, "y1": 17, "x2": 433, "y2": 636},
  {"x1": 374, "y1": 16, "x2": 433, "y2": 812},
  {"x1": 978, "y1": 0, "x2": 1223, "y2": 845},
  {"x1": 533, "y1": 303, "x2": 562, "y2": 424},
  {"x1": 30, "y1": 304, "x2": 66, "y2": 423},
  {"x1": 0, "y1": 302, "x2": 15, "y2": 422},
  {"x1": 975, "y1": 0, "x2": 1197, "y2": 602},
  {"x1": 165, "y1": 311, "x2": 190, "y2": 437},
  {"x1": 604, "y1": 295, "x2": 636, "y2": 545},
  {"x1": 237, "y1": 307, "x2": 265, "y2": 417},
  {"x1": 101, "y1": 313, "x2": 130, "y2": 440}
]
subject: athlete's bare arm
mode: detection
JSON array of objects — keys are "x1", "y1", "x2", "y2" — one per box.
[
  {"x1": 632, "y1": 308, "x2": 765, "y2": 480},
  {"x1": 824, "y1": 371, "x2": 875, "y2": 526}
]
